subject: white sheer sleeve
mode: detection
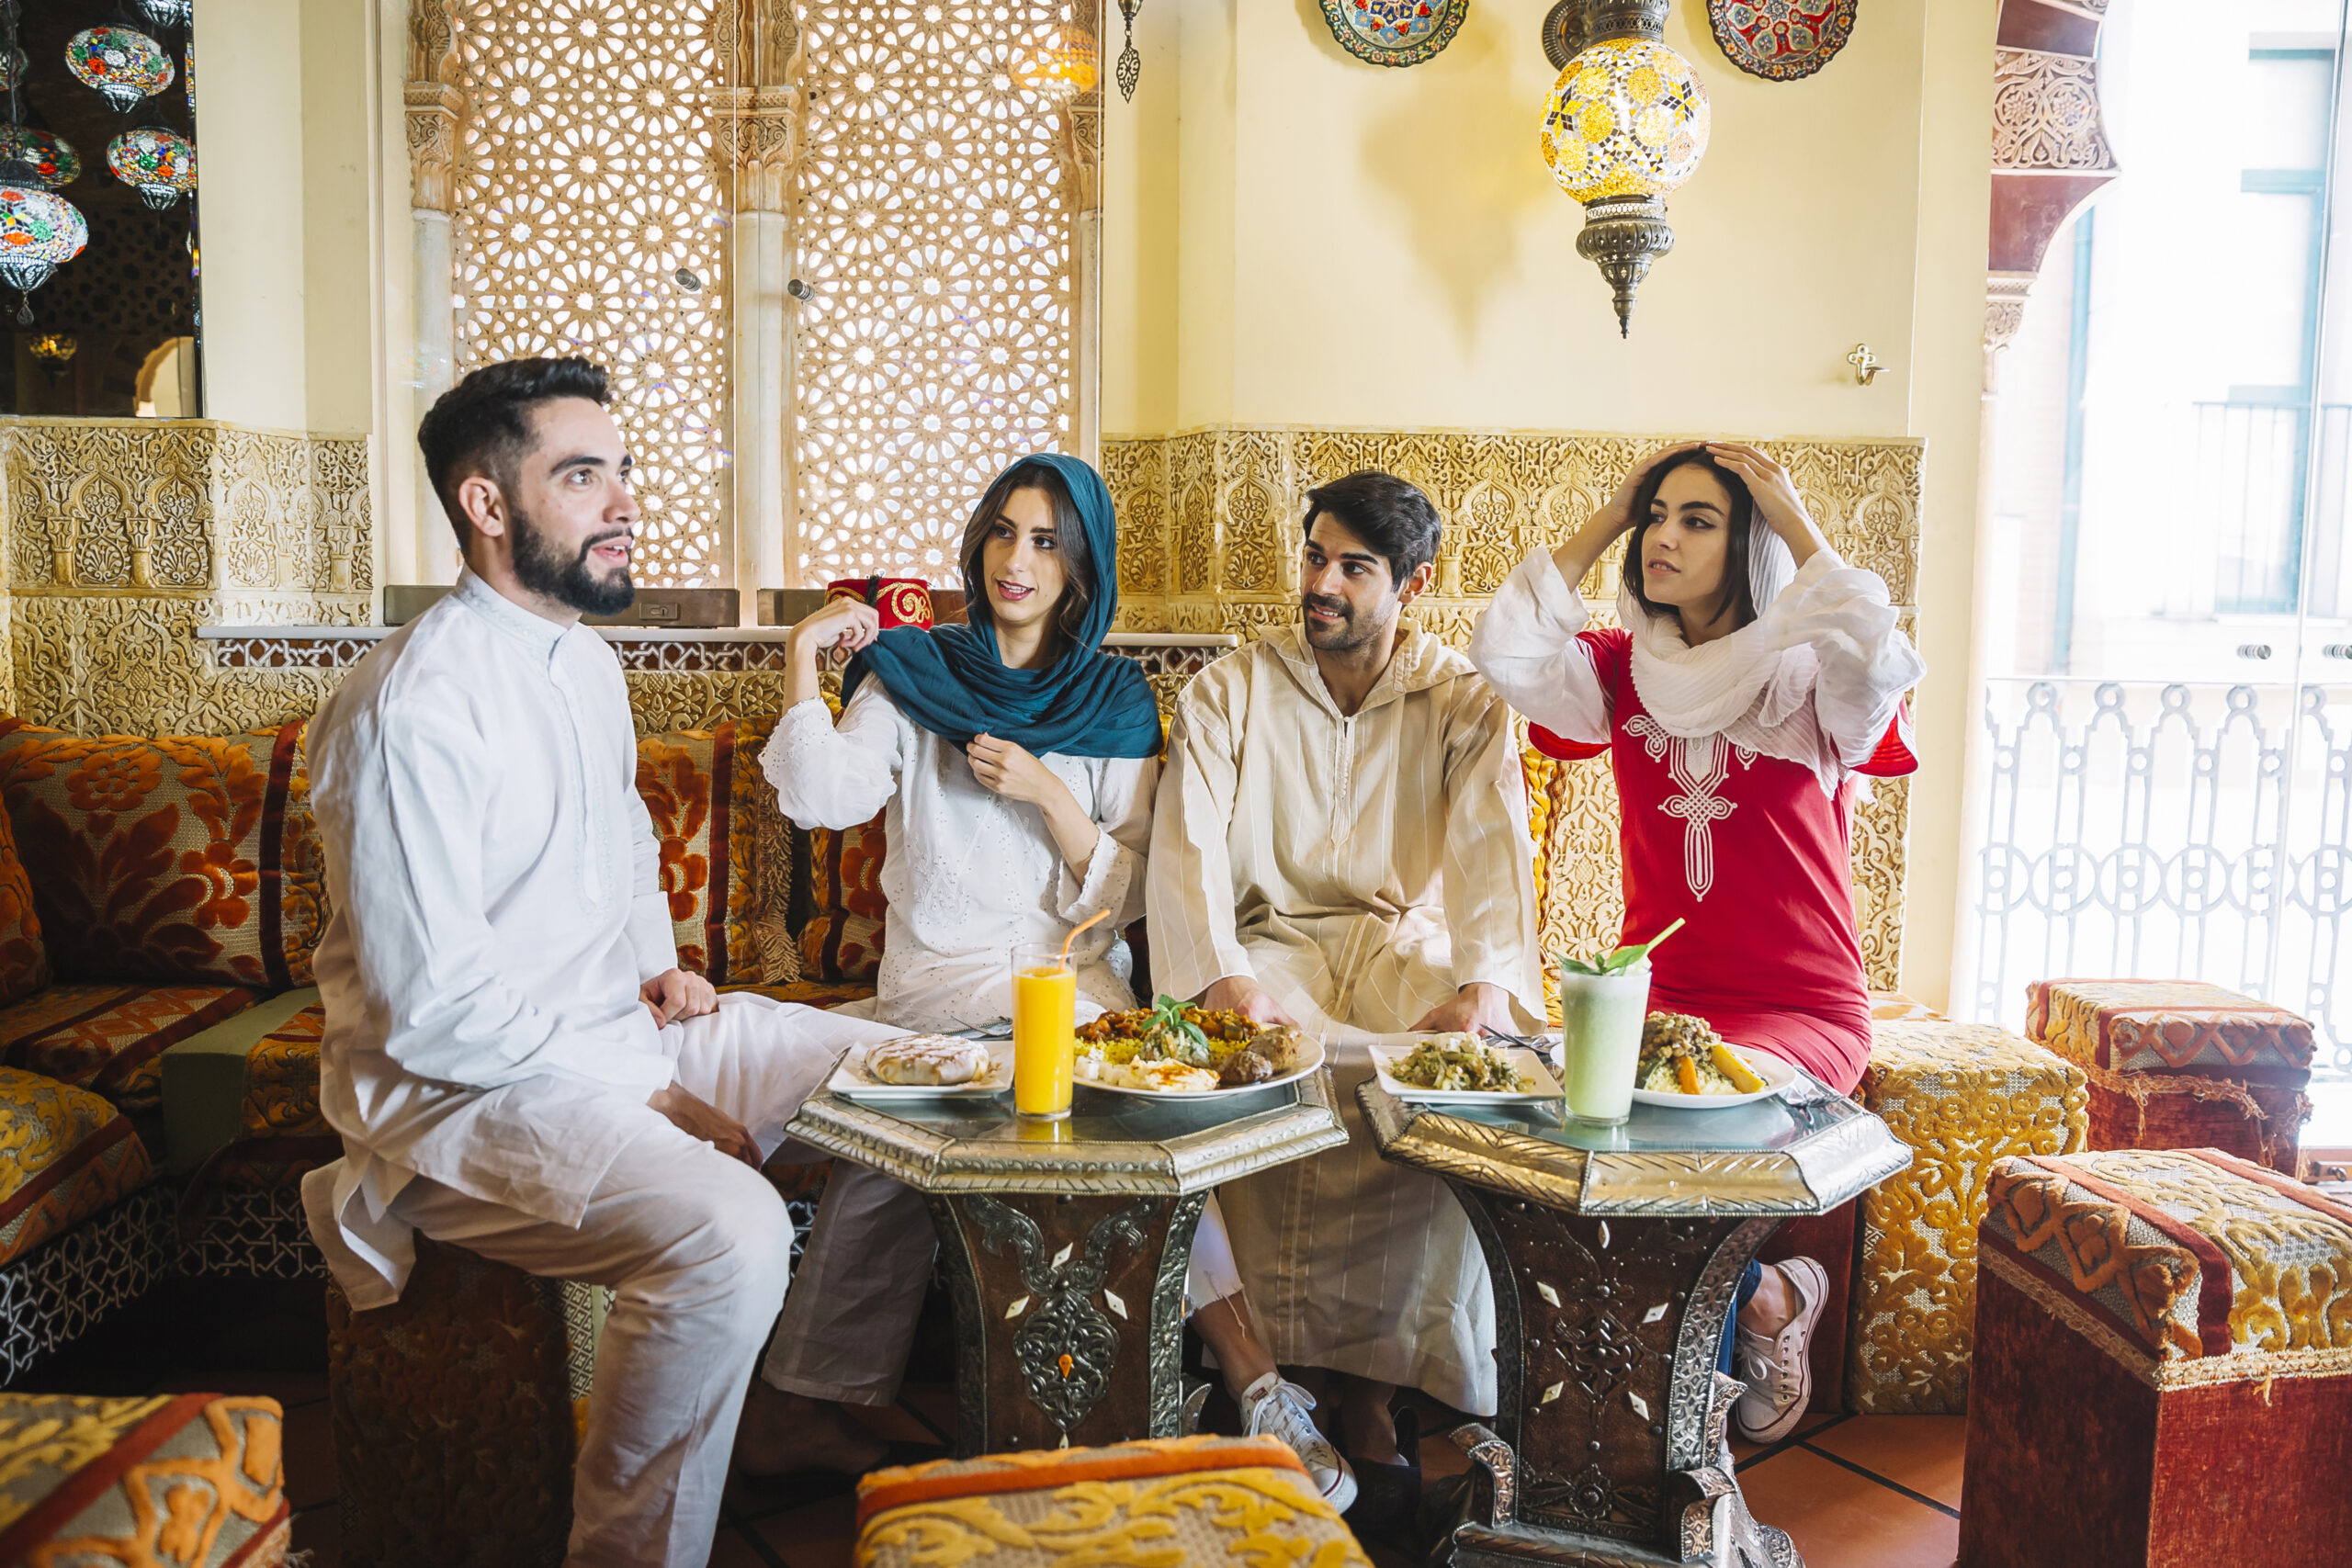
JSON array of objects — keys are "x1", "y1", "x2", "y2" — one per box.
[
  {"x1": 1468, "y1": 547, "x2": 1611, "y2": 745},
  {"x1": 1055, "y1": 755, "x2": 1157, "y2": 929},
  {"x1": 1773, "y1": 549, "x2": 1926, "y2": 767},
  {"x1": 759, "y1": 684, "x2": 907, "y2": 830}
]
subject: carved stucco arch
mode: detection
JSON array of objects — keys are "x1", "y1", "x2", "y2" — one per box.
[{"x1": 1984, "y1": 0, "x2": 2117, "y2": 378}]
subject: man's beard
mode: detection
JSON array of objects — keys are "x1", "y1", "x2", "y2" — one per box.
[
  {"x1": 512, "y1": 502, "x2": 635, "y2": 616},
  {"x1": 1301, "y1": 592, "x2": 1388, "y2": 651}
]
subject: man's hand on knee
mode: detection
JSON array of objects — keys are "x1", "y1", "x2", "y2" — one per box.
[
  {"x1": 648, "y1": 1083, "x2": 760, "y2": 1166},
  {"x1": 1410, "y1": 982, "x2": 1516, "y2": 1036},
  {"x1": 641, "y1": 967, "x2": 718, "y2": 1028},
  {"x1": 1201, "y1": 975, "x2": 1295, "y2": 1026}
]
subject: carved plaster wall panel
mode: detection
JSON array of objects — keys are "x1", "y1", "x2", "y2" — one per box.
[
  {"x1": 1991, "y1": 49, "x2": 2115, "y2": 174},
  {"x1": 1103, "y1": 424, "x2": 1922, "y2": 989}
]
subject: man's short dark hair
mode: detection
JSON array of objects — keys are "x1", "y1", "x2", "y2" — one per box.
[
  {"x1": 1301, "y1": 470, "x2": 1442, "y2": 587},
  {"x1": 417, "y1": 356, "x2": 612, "y2": 545}
]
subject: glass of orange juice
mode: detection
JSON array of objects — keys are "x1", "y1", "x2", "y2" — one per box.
[{"x1": 1011, "y1": 941, "x2": 1077, "y2": 1119}]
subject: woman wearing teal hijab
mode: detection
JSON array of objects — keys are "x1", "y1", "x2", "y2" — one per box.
[{"x1": 743, "y1": 456, "x2": 1356, "y2": 1514}]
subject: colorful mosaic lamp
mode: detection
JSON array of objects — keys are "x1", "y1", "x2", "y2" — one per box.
[
  {"x1": 107, "y1": 126, "x2": 194, "y2": 209},
  {"x1": 0, "y1": 127, "x2": 79, "y2": 191},
  {"x1": 66, "y1": 27, "x2": 175, "y2": 114},
  {"x1": 1539, "y1": 0, "x2": 1712, "y2": 335},
  {"x1": 0, "y1": 186, "x2": 88, "y2": 321},
  {"x1": 137, "y1": 0, "x2": 195, "y2": 31},
  {"x1": 1015, "y1": 28, "x2": 1100, "y2": 103}
]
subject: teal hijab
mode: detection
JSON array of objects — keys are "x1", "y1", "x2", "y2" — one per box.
[{"x1": 842, "y1": 454, "x2": 1161, "y2": 759}]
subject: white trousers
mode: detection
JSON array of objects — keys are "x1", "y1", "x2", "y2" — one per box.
[
  {"x1": 360, "y1": 994, "x2": 899, "y2": 1568},
  {"x1": 759, "y1": 1160, "x2": 1247, "y2": 1406}
]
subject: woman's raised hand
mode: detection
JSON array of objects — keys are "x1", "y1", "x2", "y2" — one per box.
[
  {"x1": 1706, "y1": 442, "x2": 1826, "y2": 566},
  {"x1": 789, "y1": 596, "x2": 883, "y2": 657},
  {"x1": 1596, "y1": 440, "x2": 1709, "y2": 537}
]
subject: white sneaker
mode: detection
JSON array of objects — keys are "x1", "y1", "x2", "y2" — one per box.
[
  {"x1": 1239, "y1": 1371, "x2": 1359, "y2": 1515},
  {"x1": 1733, "y1": 1257, "x2": 1827, "y2": 1445}
]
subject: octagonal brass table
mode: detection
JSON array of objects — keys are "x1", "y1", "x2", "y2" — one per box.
[
  {"x1": 1361, "y1": 1068, "x2": 1909, "y2": 1568},
  {"x1": 786, "y1": 1068, "x2": 1345, "y2": 1457}
]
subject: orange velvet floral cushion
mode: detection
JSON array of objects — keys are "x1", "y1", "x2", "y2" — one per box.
[
  {"x1": 0, "y1": 718, "x2": 327, "y2": 990},
  {"x1": 0, "y1": 982, "x2": 258, "y2": 1114},
  {"x1": 634, "y1": 720, "x2": 772, "y2": 987},
  {"x1": 0, "y1": 803, "x2": 47, "y2": 1008},
  {"x1": 800, "y1": 813, "x2": 887, "y2": 984}
]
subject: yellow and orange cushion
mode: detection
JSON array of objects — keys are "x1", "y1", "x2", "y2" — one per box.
[
  {"x1": 160, "y1": 992, "x2": 336, "y2": 1203},
  {"x1": 635, "y1": 720, "x2": 775, "y2": 987},
  {"x1": 854, "y1": 1435, "x2": 1370, "y2": 1568},
  {"x1": 0, "y1": 804, "x2": 48, "y2": 1008},
  {"x1": 0, "y1": 981, "x2": 257, "y2": 1114},
  {"x1": 798, "y1": 810, "x2": 888, "y2": 985},
  {"x1": 0, "y1": 718, "x2": 326, "y2": 990},
  {"x1": 0, "y1": 1067, "x2": 154, "y2": 1267},
  {"x1": 0, "y1": 1393, "x2": 288, "y2": 1568}
]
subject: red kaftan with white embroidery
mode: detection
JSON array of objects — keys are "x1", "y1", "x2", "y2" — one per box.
[{"x1": 1532, "y1": 628, "x2": 1913, "y2": 1094}]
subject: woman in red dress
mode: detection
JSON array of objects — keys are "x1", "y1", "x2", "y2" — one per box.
[{"x1": 1469, "y1": 440, "x2": 1923, "y2": 1442}]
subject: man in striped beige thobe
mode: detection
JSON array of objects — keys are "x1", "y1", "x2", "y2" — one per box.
[{"x1": 1146, "y1": 470, "x2": 1544, "y2": 1483}]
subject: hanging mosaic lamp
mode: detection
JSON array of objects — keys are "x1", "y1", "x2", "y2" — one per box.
[
  {"x1": 0, "y1": 47, "x2": 25, "y2": 95},
  {"x1": 137, "y1": 0, "x2": 195, "y2": 31},
  {"x1": 107, "y1": 126, "x2": 194, "y2": 209},
  {"x1": 66, "y1": 27, "x2": 175, "y2": 114},
  {"x1": 1538, "y1": 0, "x2": 1710, "y2": 335},
  {"x1": 0, "y1": 127, "x2": 79, "y2": 191},
  {"x1": 1015, "y1": 28, "x2": 1099, "y2": 102},
  {"x1": 0, "y1": 186, "x2": 87, "y2": 321}
]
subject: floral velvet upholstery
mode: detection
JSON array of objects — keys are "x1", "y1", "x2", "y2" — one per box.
[
  {"x1": 160, "y1": 993, "x2": 335, "y2": 1224},
  {"x1": 0, "y1": 718, "x2": 325, "y2": 991},
  {"x1": 0, "y1": 983, "x2": 258, "y2": 1116},
  {"x1": 635, "y1": 718, "x2": 784, "y2": 987},
  {"x1": 0, "y1": 1393, "x2": 288, "y2": 1568},
  {"x1": 0, "y1": 1066, "x2": 153, "y2": 1268},
  {"x1": 0, "y1": 806, "x2": 48, "y2": 1008},
  {"x1": 1960, "y1": 1148, "x2": 2352, "y2": 1568},
  {"x1": 854, "y1": 1436, "x2": 1370, "y2": 1568},
  {"x1": 1849, "y1": 1019, "x2": 2088, "y2": 1414},
  {"x1": 2024, "y1": 978, "x2": 2314, "y2": 1176},
  {"x1": 800, "y1": 813, "x2": 888, "y2": 984}
]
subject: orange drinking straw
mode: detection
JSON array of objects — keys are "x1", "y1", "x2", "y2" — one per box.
[{"x1": 1057, "y1": 908, "x2": 1109, "y2": 966}]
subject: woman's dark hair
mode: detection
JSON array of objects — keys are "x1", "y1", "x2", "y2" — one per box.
[
  {"x1": 416, "y1": 356, "x2": 611, "y2": 546},
  {"x1": 1301, "y1": 470, "x2": 1442, "y2": 587},
  {"x1": 957, "y1": 459, "x2": 1097, "y2": 645},
  {"x1": 1624, "y1": 449, "x2": 1758, "y2": 631}
]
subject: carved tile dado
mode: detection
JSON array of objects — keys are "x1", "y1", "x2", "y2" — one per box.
[
  {"x1": 1104, "y1": 423, "x2": 1922, "y2": 990},
  {"x1": 1992, "y1": 50, "x2": 2116, "y2": 174}
]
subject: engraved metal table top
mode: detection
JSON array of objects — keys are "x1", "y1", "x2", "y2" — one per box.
[
  {"x1": 1360, "y1": 1069, "x2": 1908, "y2": 1217},
  {"x1": 787, "y1": 1067, "x2": 1348, "y2": 1195}
]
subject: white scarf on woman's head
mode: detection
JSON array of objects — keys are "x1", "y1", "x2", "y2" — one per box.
[{"x1": 1615, "y1": 527, "x2": 1849, "y2": 796}]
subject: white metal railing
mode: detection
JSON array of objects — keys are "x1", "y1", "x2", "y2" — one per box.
[{"x1": 1970, "y1": 677, "x2": 2352, "y2": 1072}]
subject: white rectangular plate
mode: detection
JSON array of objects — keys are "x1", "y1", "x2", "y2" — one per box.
[
  {"x1": 1370, "y1": 1042, "x2": 1564, "y2": 1105},
  {"x1": 1628, "y1": 1045, "x2": 1795, "y2": 1111},
  {"x1": 827, "y1": 1037, "x2": 1012, "y2": 1100}
]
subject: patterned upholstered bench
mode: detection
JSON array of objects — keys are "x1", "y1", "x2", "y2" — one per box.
[
  {"x1": 2026, "y1": 978, "x2": 2315, "y2": 1177},
  {"x1": 853, "y1": 1434, "x2": 1371, "y2": 1568},
  {"x1": 1849, "y1": 1019, "x2": 2090, "y2": 1413},
  {"x1": 0, "y1": 1391, "x2": 288, "y2": 1566},
  {"x1": 1961, "y1": 1148, "x2": 2352, "y2": 1567}
]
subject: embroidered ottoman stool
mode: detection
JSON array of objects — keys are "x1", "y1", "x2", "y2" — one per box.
[
  {"x1": 325, "y1": 1234, "x2": 607, "y2": 1568},
  {"x1": 1849, "y1": 1020, "x2": 2089, "y2": 1413},
  {"x1": 854, "y1": 1434, "x2": 1372, "y2": 1568},
  {"x1": 1960, "y1": 1148, "x2": 2352, "y2": 1568},
  {"x1": 0, "y1": 1392, "x2": 288, "y2": 1566},
  {"x1": 2026, "y1": 979, "x2": 2314, "y2": 1176}
]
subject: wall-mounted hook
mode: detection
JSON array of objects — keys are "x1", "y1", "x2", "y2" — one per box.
[{"x1": 1847, "y1": 344, "x2": 1885, "y2": 386}]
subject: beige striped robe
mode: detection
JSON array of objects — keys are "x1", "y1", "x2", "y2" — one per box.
[{"x1": 1147, "y1": 625, "x2": 1544, "y2": 1415}]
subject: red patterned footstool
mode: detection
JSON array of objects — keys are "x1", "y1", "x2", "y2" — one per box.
[
  {"x1": 1960, "y1": 1148, "x2": 2352, "y2": 1568},
  {"x1": 2026, "y1": 979, "x2": 2314, "y2": 1175}
]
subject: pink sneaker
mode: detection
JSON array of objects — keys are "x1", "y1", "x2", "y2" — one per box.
[{"x1": 1732, "y1": 1258, "x2": 1826, "y2": 1444}]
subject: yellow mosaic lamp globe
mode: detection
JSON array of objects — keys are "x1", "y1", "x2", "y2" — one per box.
[{"x1": 1539, "y1": 32, "x2": 1711, "y2": 335}]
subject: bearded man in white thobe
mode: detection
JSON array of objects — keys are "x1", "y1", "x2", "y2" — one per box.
[
  {"x1": 1148, "y1": 469, "x2": 1544, "y2": 1508},
  {"x1": 300, "y1": 356, "x2": 898, "y2": 1568}
]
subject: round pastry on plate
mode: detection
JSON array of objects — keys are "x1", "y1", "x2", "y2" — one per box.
[{"x1": 865, "y1": 1034, "x2": 992, "y2": 1086}]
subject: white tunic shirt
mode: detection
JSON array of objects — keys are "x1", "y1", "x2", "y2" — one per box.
[
  {"x1": 761, "y1": 686, "x2": 1157, "y2": 1031},
  {"x1": 306, "y1": 571, "x2": 683, "y2": 1301}
]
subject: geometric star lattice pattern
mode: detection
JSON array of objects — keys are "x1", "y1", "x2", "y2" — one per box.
[
  {"x1": 795, "y1": 1, "x2": 1074, "y2": 581},
  {"x1": 450, "y1": 0, "x2": 731, "y2": 587}
]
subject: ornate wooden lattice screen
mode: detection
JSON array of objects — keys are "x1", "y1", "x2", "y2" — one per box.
[
  {"x1": 450, "y1": 0, "x2": 734, "y2": 586},
  {"x1": 792, "y1": 1, "x2": 1080, "y2": 581}
]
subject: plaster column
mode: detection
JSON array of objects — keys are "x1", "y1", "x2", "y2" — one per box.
[
  {"x1": 1057, "y1": 5, "x2": 1105, "y2": 467},
  {"x1": 404, "y1": 1, "x2": 466, "y2": 584}
]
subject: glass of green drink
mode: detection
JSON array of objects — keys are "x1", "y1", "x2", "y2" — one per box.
[{"x1": 1557, "y1": 957, "x2": 1651, "y2": 1126}]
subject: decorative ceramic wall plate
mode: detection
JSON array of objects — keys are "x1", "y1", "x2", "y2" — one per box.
[
  {"x1": 1318, "y1": 0, "x2": 1469, "y2": 69},
  {"x1": 1707, "y1": 0, "x2": 1857, "y2": 82}
]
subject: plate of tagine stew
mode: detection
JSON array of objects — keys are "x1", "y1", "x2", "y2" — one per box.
[
  {"x1": 1369, "y1": 1033, "x2": 1565, "y2": 1105},
  {"x1": 1627, "y1": 1011, "x2": 1795, "y2": 1111},
  {"x1": 1074, "y1": 996, "x2": 1327, "y2": 1098}
]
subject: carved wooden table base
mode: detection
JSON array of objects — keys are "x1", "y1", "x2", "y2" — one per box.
[
  {"x1": 927, "y1": 1190, "x2": 1210, "y2": 1456},
  {"x1": 1442, "y1": 1194, "x2": 1801, "y2": 1567}
]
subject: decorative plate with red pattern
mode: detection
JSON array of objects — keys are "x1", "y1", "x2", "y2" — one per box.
[
  {"x1": 1317, "y1": 0, "x2": 1468, "y2": 69},
  {"x1": 1707, "y1": 0, "x2": 1857, "y2": 83}
]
